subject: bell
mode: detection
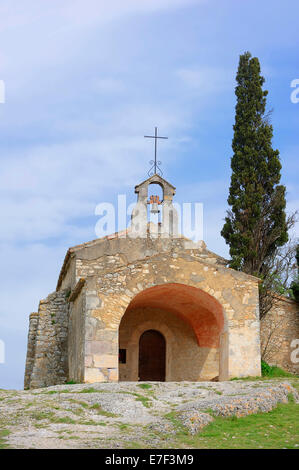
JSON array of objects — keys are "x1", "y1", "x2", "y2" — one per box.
[{"x1": 150, "y1": 202, "x2": 160, "y2": 214}]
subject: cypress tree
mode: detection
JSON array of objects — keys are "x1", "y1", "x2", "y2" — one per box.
[{"x1": 221, "y1": 51, "x2": 288, "y2": 277}]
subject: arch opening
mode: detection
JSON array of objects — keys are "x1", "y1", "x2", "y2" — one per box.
[{"x1": 118, "y1": 283, "x2": 228, "y2": 382}]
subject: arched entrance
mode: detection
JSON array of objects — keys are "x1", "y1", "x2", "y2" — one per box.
[
  {"x1": 139, "y1": 330, "x2": 166, "y2": 381},
  {"x1": 118, "y1": 283, "x2": 228, "y2": 382}
]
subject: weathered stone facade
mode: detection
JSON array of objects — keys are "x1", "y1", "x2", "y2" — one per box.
[
  {"x1": 25, "y1": 231, "x2": 264, "y2": 388},
  {"x1": 24, "y1": 174, "x2": 270, "y2": 388},
  {"x1": 24, "y1": 290, "x2": 69, "y2": 389},
  {"x1": 260, "y1": 296, "x2": 299, "y2": 374}
]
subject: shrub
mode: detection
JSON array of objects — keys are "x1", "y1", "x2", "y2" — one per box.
[{"x1": 261, "y1": 360, "x2": 293, "y2": 378}]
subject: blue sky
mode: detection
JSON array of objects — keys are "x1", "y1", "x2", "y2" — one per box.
[{"x1": 0, "y1": 0, "x2": 298, "y2": 389}]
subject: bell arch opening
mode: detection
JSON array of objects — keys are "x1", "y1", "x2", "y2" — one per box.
[
  {"x1": 118, "y1": 283, "x2": 228, "y2": 382},
  {"x1": 147, "y1": 183, "x2": 163, "y2": 225}
]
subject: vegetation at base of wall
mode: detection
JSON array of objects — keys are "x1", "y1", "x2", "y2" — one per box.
[
  {"x1": 261, "y1": 360, "x2": 294, "y2": 378},
  {"x1": 230, "y1": 361, "x2": 296, "y2": 381}
]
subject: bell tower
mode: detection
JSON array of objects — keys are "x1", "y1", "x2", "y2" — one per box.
[{"x1": 130, "y1": 173, "x2": 179, "y2": 238}]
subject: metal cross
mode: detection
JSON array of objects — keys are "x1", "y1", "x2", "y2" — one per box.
[{"x1": 144, "y1": 126, "x2": 168, "y2": 177}]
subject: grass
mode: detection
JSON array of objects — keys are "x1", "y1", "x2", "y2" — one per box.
[
  {"x1": 165, "y1": 411, "x2": 188, "y2": 434},
  {"x1": 230, "y1": 376, "x2": 289, "y2": 382},
  {"x1": 69, "y1": 399, "x2": 89, "y2": 408},
  {"x1": 231, "y1": 361, "x2": 297, "y2": 381},
  {"x1": 121, "y1": 391, "x2": 153, "y2": 408},
  {"x1": 0, "y1": 429, "x2": 10, "y2": 449},
  {"x1": 65, "y1": 407, "x2": 84, "y2": 416},
  {"x1": 124, "y1": 440, "x2": 146, "y2": 449},
  {"x1": 25, "y1": 402, "x2": 35, "y2": 408},
  {"x1": 137, "y1": 383, "x2": 152, "y2": 390},
  {"x1": 53, "y1": 416, "x2": 77, "y2": 425},
  {"x1": 78, "y1": 387, "x2": 102, "y2": 394},
  {"x1": 42, "y1": 387, "x2": 106, "y2": 395},
  {"x1": 134, "y1": 393, "x2": 152, "y2": 408},
  {"x1": 77, "y1": 419, "x2": 107, "y2": 426},
  {"x1": 30, "y1": 411, "x2": 56, "y2": 421},
  {"x1": 261, "y1": 361, "x2": 295, "y2": 378},
  {"x1": 165, "y1": 398, "x2": 299, "y2": 449},
  {"x1": 117, "y1": 423, "x2": 131, "y2": 431},
  {"x1": 89, "y1": 403, "x2": 117, "y2": 417}
]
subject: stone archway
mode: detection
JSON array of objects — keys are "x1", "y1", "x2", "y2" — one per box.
[{"x1": 118, "y1": 283, "x2": 228, "y2": 382}]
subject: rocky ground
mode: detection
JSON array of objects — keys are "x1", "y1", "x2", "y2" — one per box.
[{"x1": 0, "y1": 379, "x2": 298, "y2": 449}]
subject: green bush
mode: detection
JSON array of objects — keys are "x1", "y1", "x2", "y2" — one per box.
[{"x1": 261, "y1": 360, "x2": 293, "y2": 378}]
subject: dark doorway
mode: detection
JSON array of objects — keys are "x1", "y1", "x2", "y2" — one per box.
[{"x1": 138, "y1": 329, "x2": 166, "y2": 381}]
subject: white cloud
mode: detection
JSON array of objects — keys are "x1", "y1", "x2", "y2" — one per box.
[
  {"x1": 60, "y1": 0, "x2": 202, "y2": 28},
  {"x1": 0, "y1": 0, "x2": 201, "y2": 34},
  {"x1": 0, "y1": 103, "x2": 189, "y2": 245}
]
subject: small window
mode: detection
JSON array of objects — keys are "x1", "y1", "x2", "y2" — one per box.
[{"x1": 119, "y1": 349, "x2": 126, "y2": 364}]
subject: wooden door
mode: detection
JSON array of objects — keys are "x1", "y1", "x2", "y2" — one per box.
[{"x1": 138, "y1": 330, "x2": 166, "y2": 381}]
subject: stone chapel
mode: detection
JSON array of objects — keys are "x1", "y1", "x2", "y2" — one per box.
[{"x1": 25, "y1": 172, "x2": 282, "y2": 389}]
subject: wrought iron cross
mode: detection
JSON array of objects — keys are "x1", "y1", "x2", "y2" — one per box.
[{"x1": 144, "y1": 126, "x2": 168, "y2": 177}]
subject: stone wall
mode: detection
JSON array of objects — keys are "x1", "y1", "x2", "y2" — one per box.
[
  {"x1": 260, "y1": 296, "x2": 299, "y2": 374},
  {"x1": 57, "y1": 236, "x2": 227, "y2": 293},
  {"x1": 24, "y1": 312, "x2": 39, "y2": 389},
  {"x1": 24, "y1": 290, "x2": 69, "y2": 389},
  {"x1": 68, "y1": 285, "x2": 86, "y2": 383},
  {"x1": 84, "y1": 277, "x2": 119, "y2": 383}
]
